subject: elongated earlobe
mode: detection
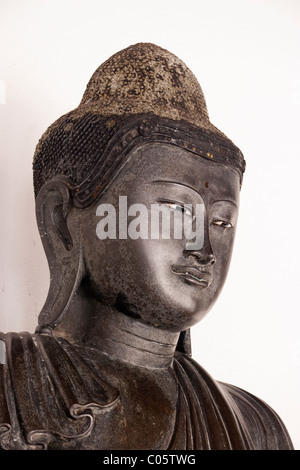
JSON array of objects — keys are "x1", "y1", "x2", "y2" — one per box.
[{"x1": 35, "y1": 179, "x2": 85, "y2": 333}]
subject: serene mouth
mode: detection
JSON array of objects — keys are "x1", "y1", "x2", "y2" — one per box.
[{"x1": 171, "y1": 266, "x2": 212, "y2": 287}]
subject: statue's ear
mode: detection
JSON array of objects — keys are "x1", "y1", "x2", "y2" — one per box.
[{"x1": 35, "y1": 179, "x2": 85, "y2": 333}]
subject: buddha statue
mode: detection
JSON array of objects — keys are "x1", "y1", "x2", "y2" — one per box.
[{"x1": 0, "y1": 43, "x2": 293, "y2": 450}]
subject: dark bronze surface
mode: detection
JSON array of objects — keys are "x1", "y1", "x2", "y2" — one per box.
[{"x1": 0, "y1": 43, "x2": 294, "y2": 450}]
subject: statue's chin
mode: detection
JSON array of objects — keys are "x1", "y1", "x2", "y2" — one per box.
[{"x1": 132, "y1": 303, "x2": 213, "y2": 333}]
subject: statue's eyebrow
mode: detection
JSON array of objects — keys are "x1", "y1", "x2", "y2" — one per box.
[
  {"x1": 151, "y1": 180, "x2": 238, "y2": 208},
  {"x1": 212, "y1": 199, "x2": 238, "y2": 209},
  {"x1": 151, "y1": 180, "x2": 200, "y2": 196}
]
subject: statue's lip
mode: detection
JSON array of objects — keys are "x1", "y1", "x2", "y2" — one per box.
[{"x1": 171, "y1": 265, "x2": 212, "y2": 287}]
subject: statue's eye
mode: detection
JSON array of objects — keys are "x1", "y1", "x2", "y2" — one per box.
[
  {"x1": 163, "y1": 202, "x2": 193, "y2": 218},
  {"x1": 212, "y1": 219, "x2": 232, "y2": 228}
]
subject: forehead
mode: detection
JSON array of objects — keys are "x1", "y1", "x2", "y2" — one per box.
[{"x1": 113, "y1": 143, "x2": 240, "y2": 204}]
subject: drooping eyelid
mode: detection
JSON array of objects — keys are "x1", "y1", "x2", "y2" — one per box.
[
  {"x1": 156, "y1": 198, "x2": 193, "y2": 216},
  {"x1": 211, "y1": 218, "x2": 233, "y2": 228},
  {"x1": 156, "y1": 197, "x2": 187, "y2": 207}
]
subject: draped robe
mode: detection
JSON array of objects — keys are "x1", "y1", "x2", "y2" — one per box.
[{"x1": 0, "y1": 332, "x2": 293, "y2": 450}]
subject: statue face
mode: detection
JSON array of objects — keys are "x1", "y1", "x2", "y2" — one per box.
[{"x1": 79, "y1": 143, "x2": 240, "y2": 332}]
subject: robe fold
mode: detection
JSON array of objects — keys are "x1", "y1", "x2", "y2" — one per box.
[{"x1": 0, "y1": 332, "x2": 293, "y2": 450}]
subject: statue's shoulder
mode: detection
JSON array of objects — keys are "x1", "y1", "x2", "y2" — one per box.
[
  {"x1": 0, "y1": 331, "x2": 119, "y2": 450},
  {"x1": 173, "y1": 352, "x2": 293, "y2": 450},
  {"x1": 221, "y1": 381, "x2": 293, "y2": 450}
]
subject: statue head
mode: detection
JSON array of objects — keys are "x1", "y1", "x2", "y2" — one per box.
[{"x1": 33, "y1": 43, "x2": 245, "y2": 344}]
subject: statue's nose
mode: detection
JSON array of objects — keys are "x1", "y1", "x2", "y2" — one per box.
[{"x1": 184, "y1": 249, "x2": 215, "y2": 266}]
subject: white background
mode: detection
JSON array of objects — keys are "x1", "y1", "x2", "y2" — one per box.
[{"x1": 0, "y1": 0, "x2": 299, "y2": 450}]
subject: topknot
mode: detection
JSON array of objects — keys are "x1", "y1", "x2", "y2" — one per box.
[{"x1": 78, "y1": 42, "x2": 214, "y2": 132}]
